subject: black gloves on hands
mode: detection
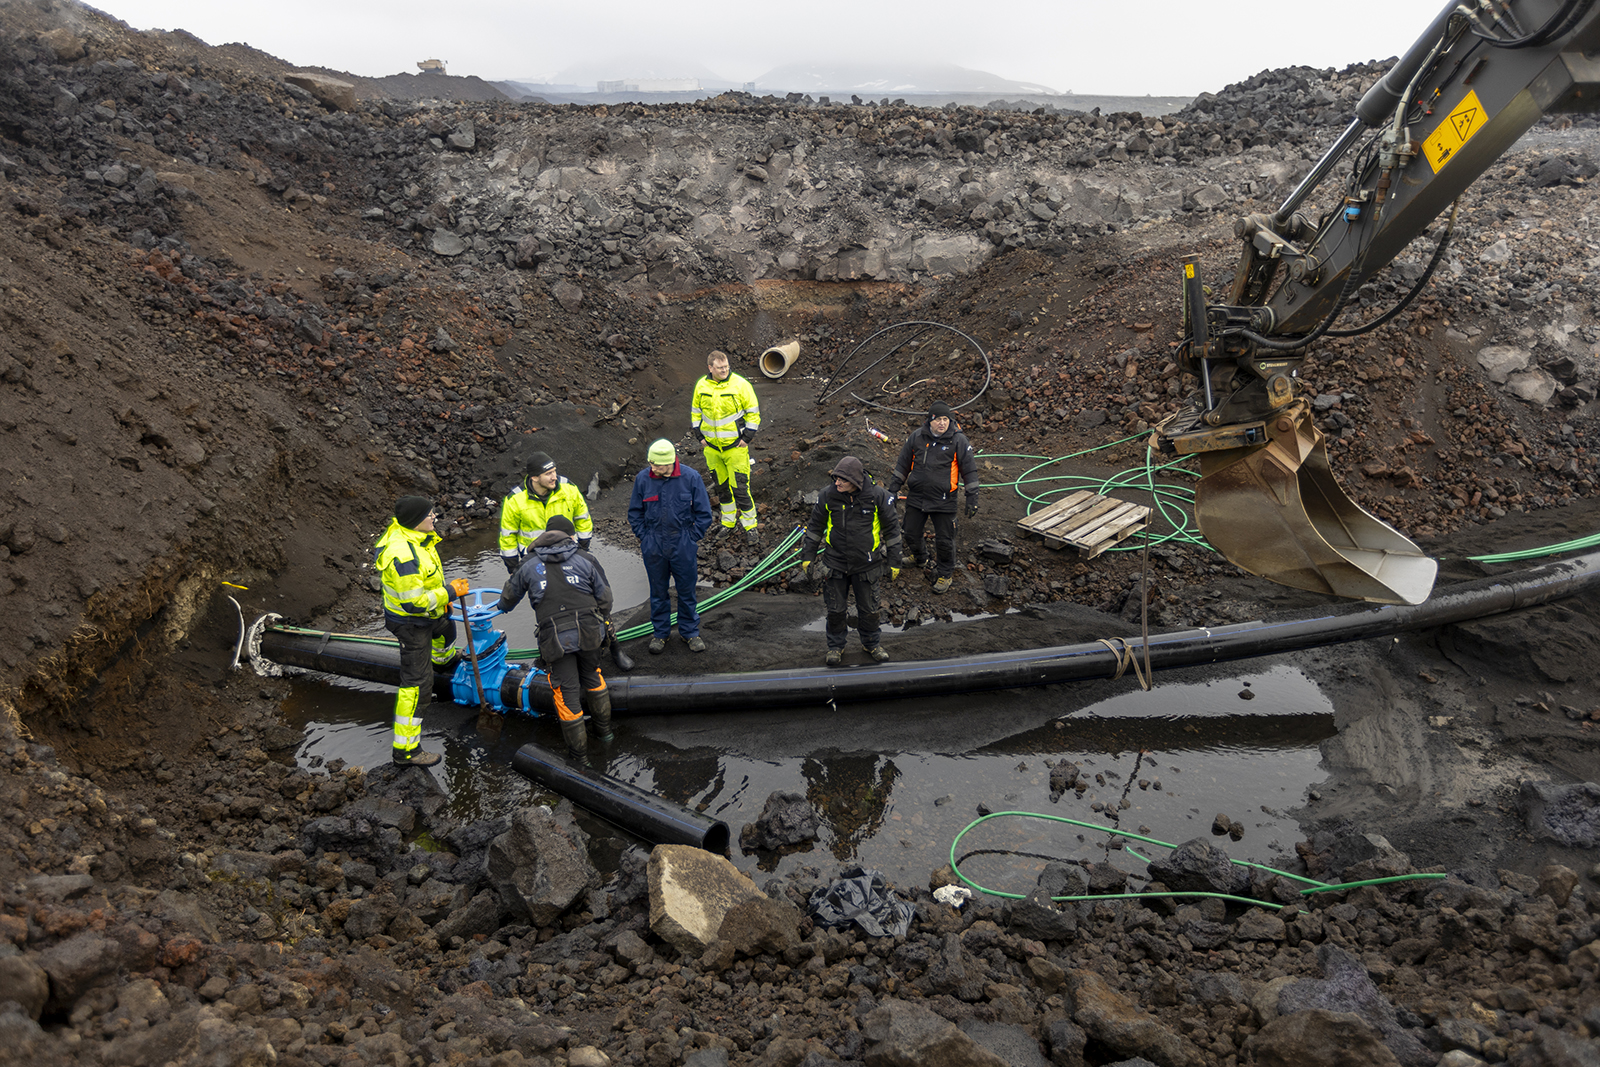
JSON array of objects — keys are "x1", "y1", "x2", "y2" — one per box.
[
  {"x1": 965, "y1": 499, "x2": 979, "y2": 518},
  {"x1": 502, "y1": 557, "x2": 520, "y2": 574},
  {"x1": 578, "y1": 537, "x2": 592, "y2": 552}
]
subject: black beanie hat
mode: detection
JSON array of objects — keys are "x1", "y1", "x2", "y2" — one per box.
[
  {"x1": 546, "y1": 515, "x2": 576, "y2": 536},
  {"x1": 526, "y1": 451, "x2": 556, "y2": 477},
  {"x1": 394, "y1": 495, "x2": 433, "y2": 529},
  {"x1": 928, "y1": 401, "x2": 954, "y2": 418}
]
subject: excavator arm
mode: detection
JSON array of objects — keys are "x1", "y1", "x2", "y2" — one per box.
[{"x1": 1158, "y1": 0, "x2": 1600, "y2": 604}]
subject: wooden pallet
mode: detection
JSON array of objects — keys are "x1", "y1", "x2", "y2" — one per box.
[{"x1": 1017, "y1": 491, "x2": 1151, "y2": 558}]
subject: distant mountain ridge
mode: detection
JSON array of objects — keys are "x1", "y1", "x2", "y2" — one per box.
[
  {"x1": 753, "y1": 61, "x2": 1060, "y2": 96},
  {"x1": 503, "y1": 58, "x2": 1061, "y2": 98}
]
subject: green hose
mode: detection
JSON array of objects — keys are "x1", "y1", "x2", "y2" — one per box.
[
  {"x1": 1466, "y1": 529, "x2": 1600, "y2": 564},
  {"x1": 981, "y1": 435, "x2": 1212, "y2": 555},
  {"x1": 948, "y1": 810, "x2": 1444, "y2": 906},
  {"x1": 272, "y1": 527, "x2": 807, "y2": 660}
]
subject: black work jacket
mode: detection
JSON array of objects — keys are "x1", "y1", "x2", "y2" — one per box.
[
  {"x1": 800, "y1": 478, "x2": 904, "y2": 575},
  {"x1": 887, "y1": 420, "x2": 979, "y2": 513}
]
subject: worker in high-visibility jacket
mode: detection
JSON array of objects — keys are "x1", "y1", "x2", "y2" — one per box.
[
  {"x1": 498, "y1": 451, "x2": 593, "y2": 572},
  {"x1": 690, "y1": 350, "x2": 761, "y2": 547},
  {"x1": 375, "y1": 496, "x2": 466, "y2": 767}
]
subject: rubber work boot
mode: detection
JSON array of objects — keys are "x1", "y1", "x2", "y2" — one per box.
[
  {"x1": 610, "y1": 638, "x2": 636, "y2": 673},
  {"x1": 745, "y1": 528, "x2": 760, "y2": 548},
  {"x1": 932, "y1": 576, "x2": 953, "y2": 594},
  {"x1": 648, "y1": 636, "x2": 667, "y2": 654},
  {"x1": 704, "y1": 524, "x2": 728, "y2": 545},
  {"x1": 686, "y1": 635, "x2": 706, "y2": 652},
  {"x1": 825, "y1": 649, "x2": 843, "y2": 667},
  {"x1": 559, "y1": 717, "x2": 588, "y2": 760},
  {"x1": 393, "y1": 748, "x2": 442, "y2": 767},
  {"x1": 867, "y1": 646, "x2": 890, "y2": 663},
  {"x1": 587, "y1": 690, "x2": 614, "y2": 743}
]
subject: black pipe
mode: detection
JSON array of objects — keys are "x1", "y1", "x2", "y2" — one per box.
[
  {"x1": 258, "y1": 550, "x2": 1600, "y2": 714},
  {"x1": 604, "y1": 548, "x2": 1600, "y2": 712},
  {"x1": 511, "y1": 744, "x2": 731, "y2": 852}
]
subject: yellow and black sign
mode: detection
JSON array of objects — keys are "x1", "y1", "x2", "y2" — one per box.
[{"x1": 1424, "y1": 89, "x2": 1486, "y2": 172}]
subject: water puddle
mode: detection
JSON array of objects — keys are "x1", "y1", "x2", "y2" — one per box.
[{"x1": 283, "y1": 567, "x2": 1335, "y2": 899}]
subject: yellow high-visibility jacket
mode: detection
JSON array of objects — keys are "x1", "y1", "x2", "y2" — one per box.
[
  {"x1": 691, "y1": 372, "x2": 760, "y2": 450},
  {"x1": 375, "y1": 519, "x2": 448, "y2": 626},
  {"x1": 498, "y1": 478, "x2": 593, "y2": 565}
]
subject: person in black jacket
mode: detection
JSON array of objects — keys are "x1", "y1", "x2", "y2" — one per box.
[
  {"x1": 496, "y1": 519, "x2": 614, "y2": 759},
  {"x1": 799, "y1": 455, "x2": 903, "y2": 667},
  {"x1": 887, "y1": 401, "x2": 979, "y2": 594}
]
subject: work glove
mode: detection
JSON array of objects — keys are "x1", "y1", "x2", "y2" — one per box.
[
  {"x1": 449, "y1": 579, "x2": 471, "y2": 600},
  {"x1": 502, "y1": 556, "x2": 519, "y2": 575},
  {"x1": 578, "y1": 536, "x2": 592, "y2": 553},
  {"x1": 692, "y1": 426, "x2": 705, "y2": 443},
  {"x1": 800, "y1": 560, "x2": 812, "y2": 578},
  {"x1": 890, "y1": 567, "x2": 901, "y2": 581},
  {"x1": 965, "y1": 498, "x2": 979, "y2": 518}
]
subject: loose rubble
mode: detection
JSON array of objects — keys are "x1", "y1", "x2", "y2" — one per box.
[{"x1": 2, "y1": 3, "x2": 1600, "y2": 1066}]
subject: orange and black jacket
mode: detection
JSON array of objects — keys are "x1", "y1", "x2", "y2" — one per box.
[{"x1": 887, "y1": 419, "x2": 979, "y2": 514}]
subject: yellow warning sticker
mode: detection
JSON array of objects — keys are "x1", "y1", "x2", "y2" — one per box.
[
  {"x1": 1423, "y1": 89, "x2": 1485, "y2": 173},
  {"x1": 1184, "y1": 263, "x2": 1195, "y2": 279}
]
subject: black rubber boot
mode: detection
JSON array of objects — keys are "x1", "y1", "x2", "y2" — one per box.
[
  {"x1": 610, "y1": 636, "x2": 636, "y2": 673},
  {"x1": 587, "y1": 690, "x2": 614, "y2": 743},
  {"x1": 559, "y1": 718, "x2": 588, "y2": 760}
]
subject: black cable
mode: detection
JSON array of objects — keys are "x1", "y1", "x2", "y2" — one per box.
[
  {"x1": 1327, "y1": 202, "x2": 1459, "y2": 337},
  {"x1": 1472, "y1": 0, "x2": 1590, "y2": 47}
]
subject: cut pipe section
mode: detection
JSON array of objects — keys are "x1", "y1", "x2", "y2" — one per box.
[
  {"x1": 759, "y1": 339, "x2": 801, "y2": 379},
  {"x1": 511, "y1": 743, "x2": 731, "y2": 852}
]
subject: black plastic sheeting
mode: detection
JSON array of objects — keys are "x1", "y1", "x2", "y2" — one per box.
[
  {"x1": 808, "y1": 866, "x2": 914, "y2": 938},
  {"x1": 255, "y1": 549, "x2": 1600, "y2": 714}
]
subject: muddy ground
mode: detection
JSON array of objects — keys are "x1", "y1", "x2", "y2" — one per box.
[{"x1": 3, "y1": 3, "x2": 1600, "y2": 1066}]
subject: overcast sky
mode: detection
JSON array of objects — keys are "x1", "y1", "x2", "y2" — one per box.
[{"x1": 92, "y1": 0, "x2": 1455, "y2": 96}]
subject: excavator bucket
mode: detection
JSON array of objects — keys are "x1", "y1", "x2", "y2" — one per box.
[{"x1": 1193, "y1": 406, "x2": 1437, "y2": 605}]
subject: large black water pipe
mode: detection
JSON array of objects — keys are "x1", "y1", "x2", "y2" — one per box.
[
  {"x1": 256, "y1": 549, "x2": 1600, "y2": 713},
  {"x1": 510, "y1": 743, "x2": 731, "y2": 851}
]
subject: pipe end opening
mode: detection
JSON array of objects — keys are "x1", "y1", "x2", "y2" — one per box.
[{"x1": 701, "y1": 822, "x2": 731, "y2": 855}]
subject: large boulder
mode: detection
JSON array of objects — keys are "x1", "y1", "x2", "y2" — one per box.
[
  {"x1": 648, "y1": 844, "x2": 764, "y2": 955},
  {"x1": 1518, "y1": 780, "x2": 1600, "y2": 848},
  {"x1": 485, "y1": 804, "x2": 597, "y2": 925},
  {"x1": 1243, "y1": 1009, "x2": 1400, "y2": 1067},
  {"x1": 284, "y1": 73, "x2": 357, "y2": 112},
  {"x1": 1067, "y1": 969, "x2": 1203, "y2": 1067},
  {"x1": 738, "y1": 791, "x2": 818, "y2": 853},
  {"x1": 0, "y1": 957, "x2": 49, "y2": 1020},
  {"x1": 36, "y1": 932, "x2": 124, "y2": 1011},
  {"x1": 860, "y1": 999, "x2": 1010, "y2": 1067},
  {"x1": 1274, "y1": 945, "x2": 1432, "y2": 1066},
  {"x1": 1145, "y1": 838, "x2": 1249, "y2": 897},
  {"x1": 1476, "y1": 345, "x2": 1530, "y2": 384}
]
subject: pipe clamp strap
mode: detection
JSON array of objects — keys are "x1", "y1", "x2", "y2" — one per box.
[
  {"x1": 1098, "y1": 637, "x2": 1153, "y2": 691},
  {"x1": 315, "y1": 631, "x2": 333, "y2": 656}
]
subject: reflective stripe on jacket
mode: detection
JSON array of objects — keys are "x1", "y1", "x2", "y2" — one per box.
[
  {"x1": 691, "y1": 372, "x2": 761, "y2": 448},
  {"x1": 800, "y1": 479, "x2": 903, "y2": 574},
  {"x1": 375, "y1": 519, "x2": 448, "y2": 626},
  {"x1": 498, "y1": 477, "x2": 594, "y2": 562},
  {"x1": 887, "y1": 420, "x2": 979, "y2": 513}
]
